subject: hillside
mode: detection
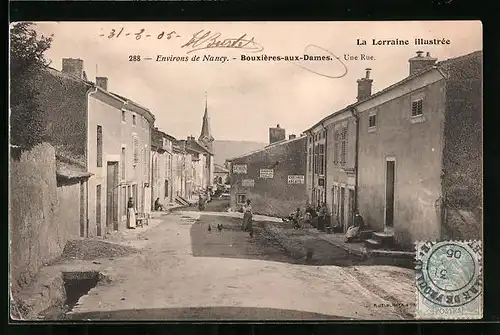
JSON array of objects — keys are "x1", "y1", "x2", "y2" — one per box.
[{"x1": 213, "y1": 140, "x2": 267, "y2": 166}]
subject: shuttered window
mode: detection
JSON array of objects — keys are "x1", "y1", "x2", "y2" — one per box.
[
  {"x1": 340, "y1": 126, "x2": 348, "y2": 165},
  {"x1": 133, "y1": 136, "x2": 139, "y2": 165},
  {"x1": 97, "y1": 125, "x2": 103, "y2": 167}
]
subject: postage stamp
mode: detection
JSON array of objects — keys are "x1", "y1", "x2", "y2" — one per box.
[{"x1": 415, "y1": 240, "x2": 483, "y2": 319}]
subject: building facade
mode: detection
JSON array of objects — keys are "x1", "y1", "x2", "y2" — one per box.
[
  {"x1": 228, "y1": 127, "x2": 307, "y2": 217},
  {"x1": 304, "y1": 50, "x2": 482, "y2": 247},
  {"x1": 151, "y1": 127, "x2": 175, "y2": 208},
  {"x1": 36, "y1": 58, "x2": 155, "y2": 237},
  {"x1": 356, "y1": 51, "x2": 482, "y2": 247}
]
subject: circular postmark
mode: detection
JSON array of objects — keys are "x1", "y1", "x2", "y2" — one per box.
[{"x1": 415, "y1": 241, "x2": 482, "y2": 308}]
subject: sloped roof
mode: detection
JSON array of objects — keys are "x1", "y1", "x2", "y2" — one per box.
[
  {"x1": 303, "y1": 50, "x2": 482, "y2": 133},
  {"x1": 56, "y1": 156, "x2": 92, "y2": 180},
  {"x1": 214, "y1": 164, "x2": 229, "y2": 173},
  {"x1": 227, "y1": 135, "x2": 306, "y2": 161}
]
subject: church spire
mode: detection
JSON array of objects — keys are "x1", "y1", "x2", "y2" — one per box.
[{"x1": 199, "y1": 91, "x2": 214, "y2": 150}]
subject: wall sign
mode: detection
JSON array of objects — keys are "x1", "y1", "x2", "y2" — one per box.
[
  {"x1": 288, "y1": 175, "x2": 305, "y2": 184},
  {"x1": 233, "y1": 164, "x2": 247, "y2": 174},
  {"x1": 242, "y1": 179, "x2": 255, "y2": 187},
  {"x1": 259, "y1": 169, "x2": 274, "y2": 179}
]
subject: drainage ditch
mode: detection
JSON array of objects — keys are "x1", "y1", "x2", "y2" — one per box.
[
  {"x1": 40, "y1": 271, "x2": 108, "y2": 320},
  {"x1": 63, "y1": 271, "x2": 102, "y2": 310}
]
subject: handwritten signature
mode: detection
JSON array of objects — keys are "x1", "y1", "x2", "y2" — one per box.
[
  {"x1": 294, "y1": 44, "x2": 348, "y2": 79},
  {"x1": 180, "y1": 29, "x2": 264, "y2": 54}
]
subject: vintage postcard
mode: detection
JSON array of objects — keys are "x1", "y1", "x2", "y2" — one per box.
[{"x1": 9, "y1": 21, "x2": 482, "y2": 321}]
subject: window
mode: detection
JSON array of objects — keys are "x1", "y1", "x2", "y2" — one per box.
[
  {"x1": 412, "y1": 99, "x2": 423, "y2": 117},
  {"x1": 143, "y1": 146, "x2": 148, "y2": 180},
  {"x1": 132, "y1": 136, "x2": 139, "y2": 165},
  {"x1": 318, "y1": 144, "x2": 325, "y2": 175},
  {"x1": 96, "y1": 125, "x2": 103, "y2": 167},
  {"x1": 333, "y1": 130, "x2": 340, "y2": 164},
  {"x1": 164, "y1": 180, "x2": 169, "y2": 198},
  {"x1": 121, "y1": 111, "x2": 126, "y2": 122},
  {"x1": 308, "y1": 147, "x2": 312, "y2": 172},
  {"x1": 96, "y1": 185, "x2": 101, "y2": 225},
  {"x1": 340, "y1": 125, "x2": 348, "y2": 165},
  {"x1": 237, "y1": 194, "x2": 247, "y2": 204},
  {"x1": 368, "y1": 114, "x2": 377, "y2": 128},
  {"x1": 121, "y1": 147, "x2": 126, "y2": 180},
  {"x1": 313, "y1": 144, "x2": 318, "y2": 174},
  {"x1": 132, "y1": 114, "x2": 137, "y2": 125}
]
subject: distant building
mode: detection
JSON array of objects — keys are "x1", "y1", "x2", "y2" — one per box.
[
  {"x1": 214, "y1": 164, "x2": 230, "y2": 185},
  {"x1": 228, "y1": 127, "x2": 307, "y2": 217},
  {"x1": 197, "y1": 95, "x2": 215, "y2": 191},
  {"x1": 35, "y1": 58, "x2": 155, "y2": 236},
  {"x1": 151, "y1": 127, "x2": 176, "y2": 208}
]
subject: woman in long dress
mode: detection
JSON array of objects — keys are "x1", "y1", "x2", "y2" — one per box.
[
  {"x1": 242, "y1": 199, "x2": 253, "y2": 237},
  {"x1": 127, "y1": 197, "x2": 136, "y2": 229}
]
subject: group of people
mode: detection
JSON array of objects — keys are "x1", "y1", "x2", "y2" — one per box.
[{"x1": 283, "y1": 202, "x2": 365, "y2": 243}]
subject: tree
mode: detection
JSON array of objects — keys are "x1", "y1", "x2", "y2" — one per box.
[{"x1": 10, "y1": 22, "x2": 53, "y2": 148}]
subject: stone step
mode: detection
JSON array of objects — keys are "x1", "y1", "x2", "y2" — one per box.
[
  {"x1": 372, "y1": 231, "x2": 394, "y2": 246},
  {"x1": 364, "y1": 238, "x2": 382, "y2": 249},
  {"x1": 359, "y1": 230, "x2": 374, "y2": 240}
]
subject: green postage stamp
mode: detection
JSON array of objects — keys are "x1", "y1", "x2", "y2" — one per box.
[{"x1": 415, "y1": 240, "x2": 482, "y2": 319}]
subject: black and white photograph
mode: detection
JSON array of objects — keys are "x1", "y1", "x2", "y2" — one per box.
[{"x1": 9, "y1": 21, "x2": 483, "y2": 321}]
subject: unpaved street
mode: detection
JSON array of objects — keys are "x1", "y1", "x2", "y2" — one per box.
[{"x1": 61, "y1": 209, "x2": 415, "y2": 320}]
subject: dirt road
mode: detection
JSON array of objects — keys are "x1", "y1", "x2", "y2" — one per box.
[{"x1": 59, "y1": 210, "x2": 415, "y2": 320}]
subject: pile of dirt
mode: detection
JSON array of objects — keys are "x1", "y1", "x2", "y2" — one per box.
[{"x1": 58, "y1": 239, "x2": 138, "y2": 261}]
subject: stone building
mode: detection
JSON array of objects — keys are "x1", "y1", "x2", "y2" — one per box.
[
  {"x1": 356, "y1": 50, "x2": 482, "y2": 247},
  {"x1": 151, "y1": 127, "x2": 176, "y2": 208},
  {"x1": 35, "y1": 58, "x2": 155, "y2": 236},
  {"x1": 304, "y1": 50, "x2": 482, "y2": 247},
  {"x1": 228, "y1": 126, "x2": 307, "y2": 217}
]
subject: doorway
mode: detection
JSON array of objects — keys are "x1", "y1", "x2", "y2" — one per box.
[
  {"x1": 348, "y1": 188, "x2": 355, "y2": 227},
  {"x1": 340, "y1": 186, "x2": 345, "y2": 230},
  {"x1": 132, "y1": 184, "x2": 138, "y2": 211},
  {"x1": 385, "y1": 158, "x2": 396, "y2": 230},
  {"x1": 79, "y1": 181, "x2": 85, "y2": 237},
  {"x1": 106, "y1": 162, "x2": 119, "y2": 233}
]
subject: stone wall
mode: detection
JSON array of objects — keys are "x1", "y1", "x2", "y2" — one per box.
[{"x1": 10, "y1": 143, "x2": 81, "y2": 293}]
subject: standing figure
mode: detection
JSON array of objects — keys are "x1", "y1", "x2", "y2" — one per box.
[
  {"x1": 198, "y1": 193, "x2": 205, "y2": 211},
  {"x1": 127, "y1": 197, "x2": 136, "y2": 229},
  {"x1": 318, "y1": 202, "x2": 328, "y2": 231},
  {"x1": 292, "y1": 207, "x2": 302, "y2": 229},
  {"x1": 242, "y1": 199, "x2": 253, "y2": 236}
]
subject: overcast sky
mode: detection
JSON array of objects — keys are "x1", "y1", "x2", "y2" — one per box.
[{"x1": 31, "y1": 21, "x2": 481, "y2": 143}]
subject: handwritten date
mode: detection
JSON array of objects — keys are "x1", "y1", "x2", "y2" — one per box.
[{"x1": 100, "y1": 28, "x2": 181, "y2": 40}]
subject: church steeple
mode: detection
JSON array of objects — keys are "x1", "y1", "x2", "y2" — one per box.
[{"x1": 199, "y1": 92, "x2": 214, "y2": 151}]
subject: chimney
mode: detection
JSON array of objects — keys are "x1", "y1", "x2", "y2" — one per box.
[
  {"x1": 179, "y1": 140, "x2": 187, "y2": 151},
  {"x1": 96, "y1": 77, "x2": 108, "y2": 91},
  {"x1": 62, "y1": 58, "x2": 84, "y2": 79},
  {"x1": 356, "y1": 68, "x2": 373, "y2": 101},
  {"x1": 289, "y1": 134, "x2": 296, "y2": 140},
  {"x1": 269, "y1": 124, "x2": 286, "y2": 145},
  {"x1": 409, "y1": 51, "x2": 437, "y2": 76}
]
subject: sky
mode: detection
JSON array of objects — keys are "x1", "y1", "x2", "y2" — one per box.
[{"x1": 30, "y1": 21, "x2": 482, "y2": 143}]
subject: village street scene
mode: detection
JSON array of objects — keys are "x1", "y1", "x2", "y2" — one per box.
[{"x1": 9, "y1": 21, "x2": 482, "y2": 321}]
